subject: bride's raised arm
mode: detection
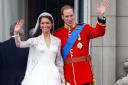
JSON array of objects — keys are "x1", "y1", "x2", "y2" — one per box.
[{"x1": 14, "y1": 19, "x2": 36, "y2": 48}]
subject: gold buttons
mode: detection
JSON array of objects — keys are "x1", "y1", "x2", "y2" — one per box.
[{"x1": 70, "y1": 49, "x2": 73, "y2": 57}]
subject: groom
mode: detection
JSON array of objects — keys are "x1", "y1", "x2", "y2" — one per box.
[{"x1": 54, "y1": 0, "x2": 109, "y2": 85}]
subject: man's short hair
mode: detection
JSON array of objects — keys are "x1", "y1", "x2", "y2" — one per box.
[
  {"x1": 9, "y1": 22, "x2": 25, "y2": 40},
  {"x1": 61, "y1": 5, "x2": 74, "y2": 15},
  {"x1": 10, "y1": 22, "x2": 17, "y2": 36}
]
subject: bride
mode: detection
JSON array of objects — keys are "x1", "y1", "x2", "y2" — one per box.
[{"x1": 14, "y1": 12, "x2": 66, "y2": 85}]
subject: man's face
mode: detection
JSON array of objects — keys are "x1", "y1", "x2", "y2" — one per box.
[{"x1": 62, "y1": 9, "x2": 75, "y2": 27}]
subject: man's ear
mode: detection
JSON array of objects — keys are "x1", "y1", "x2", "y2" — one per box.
[{"x1": 61, "y1": 15, "x2": 64, "y2": 20}]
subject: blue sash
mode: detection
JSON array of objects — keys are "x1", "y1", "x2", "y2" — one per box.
[{"x1": 62, "y1": 24, "x2": 85, "y2": 60}]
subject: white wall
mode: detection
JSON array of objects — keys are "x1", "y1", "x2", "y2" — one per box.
[
  {"x1": 0, "y1": 0, "x2": 26, "y2": 42},
  {"x1": 91, "y1": 0, "x2": 116, "y2": 85},
  {"x1": 116, "y1": 0, "x2": 128, "y2": 80}
]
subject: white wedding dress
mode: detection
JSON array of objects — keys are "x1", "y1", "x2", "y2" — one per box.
[{"x1": 14, "y1": 34, "x2": 64, "y2": 85}]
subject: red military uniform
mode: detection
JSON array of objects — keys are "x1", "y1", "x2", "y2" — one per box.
[{"x1": 54, "y1": 22, "x2": 106, "y2": 85}]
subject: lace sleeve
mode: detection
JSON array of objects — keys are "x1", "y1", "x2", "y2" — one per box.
[
  {"x1": 14, "y1": 31, "x2": 36, "y2": 48},
  {"x1": 55, "y1": 39, "x2": 65, "y2": 82}
]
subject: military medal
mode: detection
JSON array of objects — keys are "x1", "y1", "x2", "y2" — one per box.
[
  {"x1": 77, "y1": 42, "x2": 83, "y2": 49},
  {"x1": 77, "y1": 35, "x2": 83, "y2": 49}
]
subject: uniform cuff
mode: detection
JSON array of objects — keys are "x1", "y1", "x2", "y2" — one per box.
[{"x1": 97, "y1": 16, "x2": 106, "y2": 24}]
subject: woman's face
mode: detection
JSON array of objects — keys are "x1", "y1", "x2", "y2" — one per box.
[{"x1": 40, "y1": 17, "x2": 52, "y2": 34}]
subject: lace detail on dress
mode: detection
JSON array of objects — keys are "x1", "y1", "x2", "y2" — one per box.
[
  {"x1": 14, "y1": 31, "x2": 65, "y2": 83},
  {"x1": 14, "y1": 31, "x2": 38, "y2": 48},
  {"x1": 55, "y1": 39, "x2": 65, "y2": 82}
]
